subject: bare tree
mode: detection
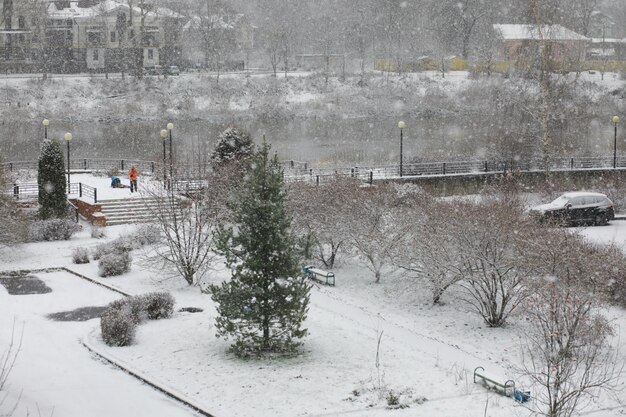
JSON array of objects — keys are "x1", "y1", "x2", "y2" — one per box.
[
  {"x1": 347, "y1": 185, "x2": 410, "y2": 284},
  {"x1": 392, "y1": 199, "x2": 465, "y2": 305},
  {"x1": 0, "y1": 320, "x2": 24, "y2": 416},
  {"x1": 142, "y1": 171, "x2": 230, "y2": 285},
  {"x1": 453, "y1": 201, "x2": 536, "y2": 327},
  {"x1": 287, "y1": 176, "x2": 361, "y2": 269},
  {"x1": 520, "y1": 280, "x2": 622, "y2": 417}
]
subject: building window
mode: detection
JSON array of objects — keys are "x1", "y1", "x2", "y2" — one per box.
[
  {"x1": 111, "y1": 31, "x2": 116, "y2": 42},
  {"x1": 93, "y1": 49, "x2": 99, "y2": 61},
  {"x1": 148, "y1": 49, "x2": 154, "y2": 60}
]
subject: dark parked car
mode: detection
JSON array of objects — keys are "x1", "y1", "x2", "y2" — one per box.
[{"x1": 529, "y1": 192, "x2": 615, "y2": 226}]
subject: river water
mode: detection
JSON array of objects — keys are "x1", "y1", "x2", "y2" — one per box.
[{"x1": 0, "y1": 115, "x2": 617, "y2": 167}]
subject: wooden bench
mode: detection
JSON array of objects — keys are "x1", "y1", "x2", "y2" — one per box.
[{"x1": 303, "y1": 265, "x2": 335, "y2": 286}]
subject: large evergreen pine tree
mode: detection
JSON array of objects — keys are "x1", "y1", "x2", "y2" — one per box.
[
  {"x1": 209, "y1": 142, "x2": 311, "y2": 357},
  {"x1": 38, "y1": 139, "x2": 67, "y2": 219}
]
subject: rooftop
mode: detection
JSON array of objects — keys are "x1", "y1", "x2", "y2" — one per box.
[{"x1": 493, "y1": 24, "x2": 588, "y2": 41}]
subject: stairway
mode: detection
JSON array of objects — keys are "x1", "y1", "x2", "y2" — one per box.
[{"x1": 99, "y1": 197, "x2": 181, "y2": 226}]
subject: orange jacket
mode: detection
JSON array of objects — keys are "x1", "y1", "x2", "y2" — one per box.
[{"x1": 128, "y1": 167, "x2": 139, "y2": 181}]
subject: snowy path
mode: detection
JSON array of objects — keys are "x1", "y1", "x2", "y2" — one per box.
[{"x1": 0, "y1": 271, "x2": 200, "y2": 417}]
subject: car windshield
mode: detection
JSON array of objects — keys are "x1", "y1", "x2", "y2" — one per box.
[{"x1": 551, "y1": 196, "x2": 570, "y2": 207}]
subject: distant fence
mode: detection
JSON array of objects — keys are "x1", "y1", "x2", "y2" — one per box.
[
  {"x1": 4, "y1": 182, "x2": 98, "y2": 203},
  {"x1": 3, "y1": 155, "x2": 625, "y2": 187},
  {"x1": 283, "y1": 156, "x2": 626, "y2": 184}
]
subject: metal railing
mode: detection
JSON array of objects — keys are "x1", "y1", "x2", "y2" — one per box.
[
  {"x1": 3, "y1": 182, "x2": 98, "y2": 203},
  {"x1": 3, "y1": 155, "x2": 625, "y2": 186},
  {"x1": 283, "y1": 156, "x2": 626, "y2": 183}
]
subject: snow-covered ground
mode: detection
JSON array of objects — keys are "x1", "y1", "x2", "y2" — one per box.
[{"x1": 1, "y1": 218, "x2": 626, "y2": 417}]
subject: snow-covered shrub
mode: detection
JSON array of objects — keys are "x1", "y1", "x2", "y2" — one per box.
[
  {"x1": 100, "y1": 306, "x2": 136, "y2": 347},
  {"x1": 29, "y1": 218, "x2": 80, "y2": 241},
  {"x1": 105, "y1": 167, "x2": 120, "y2": 178},
  {"x1": 90, "y1": 225, "x2": 106, "y2": 239},
  {"x1": 111, "y1": 235, "x2": 136, "y2": 252},
  {"x1": 133, "y1": 224, "x2": 161, "y2": 246},
  {"x1": 92, "y1": 239, "x2": 132, "y2": 260},
  {"x1": 98, "y1": 251, "x2": 132, "y2": 277},
  {"x1": 143, "y1": 292, "x2": 175, "y2": 320},
  {"x1": 72, "y1": 247, "x2": 90, "y2": 264},
  {"x1": 107, "y1": 296, "x2": 147, "y2": 324}
]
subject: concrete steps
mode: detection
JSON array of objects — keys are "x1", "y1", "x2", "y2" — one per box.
[{"x1": 99, "y1": 197, "x2": 180, "y2": 226}]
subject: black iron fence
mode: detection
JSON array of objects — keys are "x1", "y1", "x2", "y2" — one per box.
[
  {"x1": 283, "y1": 156, "x2": 626, "y2": 183},
  {"x1": 4, "y1": 182, "x2": 98, "y2": 203},
  {"x1": 3, "y1": 155, "x2": 625, "y2": 187}
]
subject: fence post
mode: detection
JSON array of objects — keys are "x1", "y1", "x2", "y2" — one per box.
[
  {"x1": 13, "y1": 184, "x2": 18, "y2": 199},
  {"x1": 290, "y1": 160, "x2": 294, "y2": 168},
  {"x1": 442, "y1": 163, "x2": 446, "y2": 175},
  {"x1": 94, "y1": 188, "x2": 98, "y2": 204},
  {"x1": 79, "y1": 183, "x2": 83, "y2": 198},
  {"x1": 316, "y1": 175, "x2": 320, "y2": 185},
  {"x1": 121, "y1": 159, "x2": 125, "y2": 170},
  {"x1": 304, "y1": 162, "x2": 308, "y2": 170},
  {"x1": 484, "y1": 161, "x2": 488, "y2": 172},
  {"x1": 369, "y1": 171, "x2": 373, "y2": 185},
  {"x1": 351, "y1": 168, "x2": 354, "y2": 177},
  {"x1": 570, "y1": 158, "x2": 574, "y2": 170},
  {"x1": 83, "y1": 158, "x2": 87, "y2": 170},
  {"x1": 9, "y1": 162, "x2": 12, "y2": 171},
  {"x1": 151, "y1": 161, "x2": 155, "y2": 173}
]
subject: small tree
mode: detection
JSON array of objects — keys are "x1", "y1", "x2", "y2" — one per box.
[
  {"x1": 348, "y1": 185, "x2": 410, "y2": 284},
  {"x1": 454, "y1": 201, "x2": 535, "y2": 327},
  {"x1": 520, "y1": 280, "x2": 621, "y2": 417},
  {"x1": 392, "y1": 199, "x2": 465, "y2": 304},
  {"x1": 210, "y1": 125, "x2": 254, "y2": 165},
  {"x1": 0, "y1": 168, "x2": 27, "y2": 248},
  {"x1": 142, "y1": 175, "x2": 227, "y2": 286},
  {"x1": 287, "y1": 175, "x2": 360, "y2": 268},
  {"x1": 37, "y1": 139, "x2": 67, "y2": 219},
  {"x1": 209, "y1": 142, "x2": 311, "y2": 357}
]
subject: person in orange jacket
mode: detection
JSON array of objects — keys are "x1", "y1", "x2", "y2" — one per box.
[{"x1": 128, "y1": 166, "x2": 139, "y2": 193}]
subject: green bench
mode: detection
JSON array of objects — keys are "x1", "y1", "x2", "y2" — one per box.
[
  {"x1": 473, "y1": 366, "x2": 516, "y2": 397},
  {"x1": 303, "y1": 265, "x2": 335, "y2": 286}
]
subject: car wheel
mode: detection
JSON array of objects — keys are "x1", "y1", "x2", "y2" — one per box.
[{"x1": 594, "y1": 215, "x2": 607, "y2": 226}]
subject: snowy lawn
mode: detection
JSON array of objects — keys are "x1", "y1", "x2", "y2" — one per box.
[{"x1": 1, "y1": 220, "x2": 626, "y2": 416}]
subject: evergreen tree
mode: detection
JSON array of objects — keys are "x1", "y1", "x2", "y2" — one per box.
[
  {"x1": 209, "y1": 142, "x2": 311, "y2": 357},
  {"x1": 38, "y1": 139, "x2": 67, "y2": 219},
  {"x1": 211, "y1": 125, "x2": 254, "y2": 165}
]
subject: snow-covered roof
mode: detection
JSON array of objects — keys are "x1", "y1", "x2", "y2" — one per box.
[
  {"x1": 493, "y1": 24, "x2": 588, "y2": 41},
  {"x1": 183, "y1": 14, "x2": 246, "y2": 31},
  {"x1": 591, "y1": 38, "x2": 626, "y2": 44},
  {"x1": 47, "y1": 0, "x2": 183, "y2": 21}
]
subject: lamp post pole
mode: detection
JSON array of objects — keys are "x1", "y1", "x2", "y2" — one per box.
[
  {"x1": 64, "y1": 132, "x2": 72, "y2": 191},
  {"x1": 398, "y1": 121, "x2": 406, "y2": 177},
  {"x1": 42, "y1": 119, "x2": 49, "y2": 139},
  {"x1": 167, "y1": 122, "x2": 174, "y2": 186},
  {"x1": 160, "y1": 129, "x2": 168, "y2": 188},
  {"x1": 613, "y1": 116, "x2": 620, "y2": 169}
]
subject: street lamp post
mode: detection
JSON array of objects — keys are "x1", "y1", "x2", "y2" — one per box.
[
  {"x1": 167, "y1": 122, "x2": 174, "y2": 183},
  {"x1": 64, "y1": 132, "x2": 72, "y2": 191},
  {"x1": 160, "y1": 129, "x2": 168, "y2": 188},
  {"x1": 613, "y1": 116, "x2": 620, "y2": 169},
  {"x1": 42, "y1": 118, "x2": 49, "y2": 139},
  {"x1": 398, "y1": 121, "x2": 406, "y2": 177}
]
